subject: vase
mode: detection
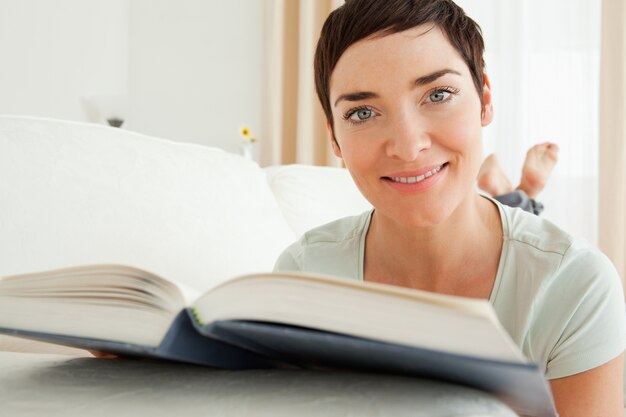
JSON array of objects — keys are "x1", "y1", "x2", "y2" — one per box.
[{"x1": 241, "y1": 142, "x2": 254, "y2": 160}]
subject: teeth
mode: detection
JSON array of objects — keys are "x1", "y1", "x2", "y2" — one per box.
[{"x1": 389, "y1": 165, "x2": 442, "y2": 184}]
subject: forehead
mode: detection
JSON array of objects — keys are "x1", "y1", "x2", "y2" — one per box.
[{"x1": 329, "y1": 25, "x2": 469, "y2": 99}]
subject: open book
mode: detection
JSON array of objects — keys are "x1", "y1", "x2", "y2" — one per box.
[{"x1": 0, "y1": 264, "x2": 556, "y2": 417}]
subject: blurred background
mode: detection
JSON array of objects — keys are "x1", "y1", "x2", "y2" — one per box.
[{"x1": 0, "y1": 0, "x2": 624, "y2": 276}]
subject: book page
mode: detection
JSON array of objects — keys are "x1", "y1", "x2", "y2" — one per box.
[
  {"x1": 0, "y1": 264, "x2": 187, "y2": 346},
  {"x1": 193, "y1": 272, "x2": 525, "y2": 363}
]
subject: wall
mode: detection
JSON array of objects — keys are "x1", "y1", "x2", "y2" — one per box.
[
  {"x1": 0, "y1": 0, "x2": 128, "y2": 121},
  {"x1": 127, "y1": 0, "x2": 264, "y2": 153},
  {"x1": 0, "y1": 0, "x2": 264, "y2": 154}
]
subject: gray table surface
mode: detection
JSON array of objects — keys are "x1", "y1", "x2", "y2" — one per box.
[{"x1": 0, "y1": 351, "x2": 518, "y2": 417}]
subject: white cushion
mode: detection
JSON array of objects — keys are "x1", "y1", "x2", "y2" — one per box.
[
  {"x1": 265, "y1": 164, "x2": 371, "y2": 237},
  {"x1": 0, "y1": 116, "x2": 296, "y2": 290}
]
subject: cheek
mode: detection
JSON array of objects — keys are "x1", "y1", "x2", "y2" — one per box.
[
  {"x1": 434, "y1": 109, "x2": 484, "y2": 181},
  {"x1": 338, "y1": 137, "x2": 382, "y2": 195},
  {"x1": 436, "y1": 108, "x2": 483, "y2": 150},
  {"x1": 342, "y1": 144, "x2": 374, "y2": 173},
  {"x1": 336, "y1": 129, "x2": 378, "y2": 166}
]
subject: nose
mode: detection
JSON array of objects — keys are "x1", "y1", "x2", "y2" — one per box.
[{"x1": 385, "y1": 111, "x2": 431, "y2": 161}]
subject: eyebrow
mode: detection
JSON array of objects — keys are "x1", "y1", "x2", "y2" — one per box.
[
  {"x1": 333, "y1": 91, "x2": 379, "y2": 107},
  {"x1": 414, "y1": 68, "x2": 462, "y2": 86},
  {"x1": 333, "y1": 68, "x2": 462, "y2": 107}
]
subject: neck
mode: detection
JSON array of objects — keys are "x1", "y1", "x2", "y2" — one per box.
[{"x1": 364, "y1": 192, "x2": 502, "y2": 296}]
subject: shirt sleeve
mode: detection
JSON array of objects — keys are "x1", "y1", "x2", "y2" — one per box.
[{"x1": 541, "y1": 241, "x2": 626, "y2": 379}]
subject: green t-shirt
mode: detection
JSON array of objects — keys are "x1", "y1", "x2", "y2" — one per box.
[{"x1": 274, "y1": 198, "x2": 626, "y2": 379}]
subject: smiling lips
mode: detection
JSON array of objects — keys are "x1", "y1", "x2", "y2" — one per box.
[{"x1": 386, "y1": 163, "x2": 447, "y2": 184}]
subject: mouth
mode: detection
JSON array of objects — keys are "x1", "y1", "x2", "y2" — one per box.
[{"x1": 383, "y1": 163, "x2": 448, "y2": 184}]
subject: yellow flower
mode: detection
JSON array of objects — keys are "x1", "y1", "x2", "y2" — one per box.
[
  {"x1": 239, "y1": 126, "x2": 251, "y2": 138},
  {"x1": 239, "y1": 125, "x2": 260, "y2": 145}
]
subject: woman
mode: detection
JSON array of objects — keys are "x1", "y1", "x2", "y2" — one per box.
[{"x1": 274, "y1": 0, "x2": 626, "y2": 415}]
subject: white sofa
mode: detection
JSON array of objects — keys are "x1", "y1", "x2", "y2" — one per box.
[
  {"x1": 0, "y1": 115, "x2": 371, "y2": 288},
  {"x1": 0, "y1": 116, "x2": 518, "y2": 416}
]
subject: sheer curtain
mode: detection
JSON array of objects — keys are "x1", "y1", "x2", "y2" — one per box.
[{"x1": 457, "y1": 0, "x2": 601, "y2": 243}]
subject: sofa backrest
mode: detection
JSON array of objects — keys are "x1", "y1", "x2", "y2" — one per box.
[
  {"x1": 265, "y1": 165, "x2": 371, "y2": 237},
  {"x1": 0, "y1": 116, "x2": 296, "y2": 290}
]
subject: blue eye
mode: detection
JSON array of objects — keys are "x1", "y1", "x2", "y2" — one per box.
[
  {"x1": 343, "y1": 106, "x2": 377, "y2": 125},
  {"x1": 429, "y1": 91, "x2": 450, "y2": 103},
  {"x1": 425, "y1": 87, "x2": 460, "y2": 104},
  {"x1": 351, "y1": 108, "x2": 372, "y2": 121}
]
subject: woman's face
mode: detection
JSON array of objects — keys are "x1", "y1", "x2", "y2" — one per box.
[{"x1": 329, "y1": 25, "x2": 493, "y2": 229}]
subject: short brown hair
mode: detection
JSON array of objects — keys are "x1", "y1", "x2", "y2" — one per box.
[{"x1": 314, "y1": 0, "x2": 485, "y2": 130}]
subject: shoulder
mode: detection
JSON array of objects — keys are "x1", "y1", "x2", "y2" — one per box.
[
  {"x1": 300, "y1": 209, "x2": 372, "y2": 244},
  {"x1": 541, "y1": 240, "x2": 625, "y2": 378},
  {"x1": 498, "y1": 202, "x2": 621, "y2": 303},
  {"x1": 273, "y1": 210, "x2": 372, "y2": 279},
  {"x1": 500, "y1": 203, "x2": 574, "y2": 255},
  {"x1": 496, "y1": 204, "x2": 626, "y2": 378},
  {"x1": 499, "y1": 203, "x2": 618, "y2": 286}
]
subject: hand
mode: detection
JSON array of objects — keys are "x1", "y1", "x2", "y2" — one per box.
[{"x1": 89, "y1": 350, "x2": 119, "y2": 359}]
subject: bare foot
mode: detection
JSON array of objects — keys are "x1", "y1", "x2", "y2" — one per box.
[
  {"x1": 517, "y1": 142, "x2": 559, "y2": 198},
  {"x1": 477, "y1": 154, "x2": 514, "y2": 196}
]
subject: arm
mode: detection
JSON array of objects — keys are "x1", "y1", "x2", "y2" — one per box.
[{"x1": 550, "y1": 353, "x2": 624, "y2": 417}]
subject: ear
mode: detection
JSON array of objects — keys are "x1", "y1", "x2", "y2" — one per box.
[
  {"x1": 327, "y1": 119, "x2": 343, "y2": 158},
  {"x1": 481, "y1": 73, "x2": 494, "y2": 127}
]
